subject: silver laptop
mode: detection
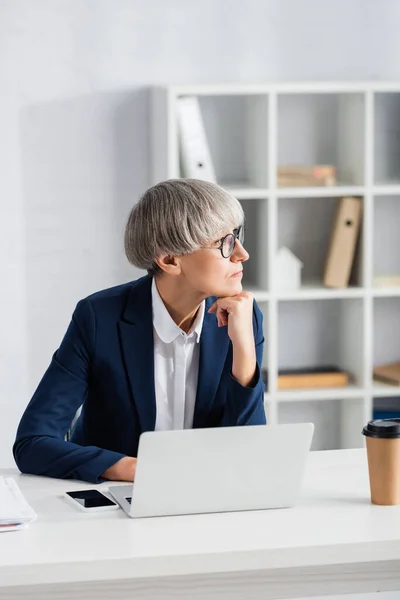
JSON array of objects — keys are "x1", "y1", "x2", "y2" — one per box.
[{"x1": 108, "y1": 422, "x2": 314, "y2": 518}]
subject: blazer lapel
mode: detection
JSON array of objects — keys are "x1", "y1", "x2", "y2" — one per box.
[
  {"x1": 118, "y1": 276, "x2": 156, "y2": 433},
  {"x1": 193, "y1": 297, "x2": 231, "y2": 428}
]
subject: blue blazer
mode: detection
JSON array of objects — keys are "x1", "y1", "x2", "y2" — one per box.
[{"x1": 13, "y1": 275, "x2": 266, "y2": 483}]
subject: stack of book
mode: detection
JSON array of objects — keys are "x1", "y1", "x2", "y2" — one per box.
[
  {"x1": 373, "y1": 395, "x2": 400, "y2": 421},
  {"x1": 277, "y1": 165, "x2": 336, "y2": 187},
  {"x1": 262, "y1": 366, "x2": 349, "y2": 390},
  {"x1": 373, "y1": 361, "x2": 400, "y2": 386},
  {"x1": 373, "y1": 275, "x2": 400, "y2": 288}
]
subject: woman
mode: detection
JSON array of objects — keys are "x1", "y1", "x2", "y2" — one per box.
[{"x1": 13, "y1": 179, "x2": 266, "y2": 483}]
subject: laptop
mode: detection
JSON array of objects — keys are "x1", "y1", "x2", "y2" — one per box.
[{"x1": 108, "y1": 422, "x2": 314, "y2": 518}]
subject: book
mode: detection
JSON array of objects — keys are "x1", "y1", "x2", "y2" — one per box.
[
  {"x1": 373, "y1": 362, "x2": 400, "y2": 386},
  {"x1": 177, "y1": 96, "x2": 216, "y2": 182},
  {"x1": 373, "y1": 411, "x2": 400, "y2": 420},
  {"x1": 262, "y1": 366, "x2": 349, "y2": 390},
  {"x1": 373, "y1": 275, "x2": 400, "y2": 288},
  {"x1": 277, "y1": 165, "x2": 336, "y2": 187},
  {"x1": 323, "y1": 196, "x2": 362, "y2": 288}
]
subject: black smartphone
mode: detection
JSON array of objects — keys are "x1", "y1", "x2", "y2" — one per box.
[{"x1": 65, "y1": 489, "x2": 119, "y2": 512}]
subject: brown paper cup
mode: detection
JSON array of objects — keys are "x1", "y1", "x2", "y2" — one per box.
[{"x1": 365, "y1": 436, "x2": 400, "y2": 505}]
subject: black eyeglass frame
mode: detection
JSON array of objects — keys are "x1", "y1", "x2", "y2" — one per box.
[{"x1": 203, "y1": 225, "x2": 245, "y2": 259}]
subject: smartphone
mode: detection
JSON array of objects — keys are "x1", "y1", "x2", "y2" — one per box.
[{"x1": 65, "y1": 489, "x2": 120, "y2": 512}]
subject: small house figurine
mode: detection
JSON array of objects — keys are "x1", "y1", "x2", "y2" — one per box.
[{"x1": 275, "y1": 247, "x2": 303, "y2": 291}]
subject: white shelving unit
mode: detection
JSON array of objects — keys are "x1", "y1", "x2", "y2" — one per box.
[{"x1": 152, "y1": 82, "x2": 400, "y2": 451}]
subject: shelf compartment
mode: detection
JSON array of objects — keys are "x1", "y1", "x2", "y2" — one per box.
[
  {"x1": 240, "y1": 198, "x2": 268, "y2": 291},
  {"x1": 372, "y1": 195, "x2": 400, "y2": 290},
  {"x1": 374, "y1": 93, "x2": 400, "y2": 185},
  {"x1": 373, "y1": 395, "x2": 400, "y2": 419},
  {"x1": 277, "y1": 196, "x2": 364, "y2": 289},
  {"x1": 373, "y1": 297, "x2": 400, "y2": 372},
  {"x1": 278, "y1": 298, "x2": 365, "y2": 389},
  {"x1": 277, "y1": 93, "x2": 365, "y2": 186},
  {"x1": 278, "y1": 397, "x2": 365, "y2": 450},
  {"x1": 179, "y1": 94, "x2": 269, "y2": 189}
]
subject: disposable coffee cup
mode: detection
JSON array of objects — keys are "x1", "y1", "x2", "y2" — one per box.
[{"x1": 362, "y1": 419, "x2": 400, "y2": 505}]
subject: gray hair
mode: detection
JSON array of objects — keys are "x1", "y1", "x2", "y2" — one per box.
[{"x1": 124, "y1": 179, "x2": 244, "y2": 276}]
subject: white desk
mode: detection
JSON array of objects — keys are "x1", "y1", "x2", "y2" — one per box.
[{"x1": 1, "y1": 449, "x2": 400, "y2": 600}]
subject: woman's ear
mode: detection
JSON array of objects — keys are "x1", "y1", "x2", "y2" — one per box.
[{"x1": 155, "y1": 255, "x2": 182, "y2": 276}]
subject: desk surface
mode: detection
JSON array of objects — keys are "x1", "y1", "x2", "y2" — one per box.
[{"x1": 1, "y1": 449, "x2": 400, "y2": 600}]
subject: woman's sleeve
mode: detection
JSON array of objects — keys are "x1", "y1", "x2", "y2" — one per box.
[
  {"x1": 220, "y1": 301, "x2": 267, "y2": 426},
  {"x1": 13, "y1": 299, "x2": 125, "y2": 483}
]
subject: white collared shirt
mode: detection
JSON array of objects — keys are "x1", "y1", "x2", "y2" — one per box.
[{"x1": 152, "y1": 278, "x2": 205, "y2": 431}]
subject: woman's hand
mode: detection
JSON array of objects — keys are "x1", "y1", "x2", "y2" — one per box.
[
  {"x1": 208, "y1": 292, "x2": 257, "y2": 387},
  {"x1": 101, "y1": 456, "x2": 137, "y2": 482},
  {"x1": 208, "y1": 291, "x2": 254, "y2": 346}
]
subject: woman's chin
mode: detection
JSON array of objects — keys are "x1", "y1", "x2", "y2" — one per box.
[
  {"x1": 205, "y1": 278, "x2": 243, "y2": 298},
  {"x1": 219, "y1": 280, "x2": 243, "y2": 296},
  {"x1": 232, "y1": 281, "x2": 243, "y2": 294}
]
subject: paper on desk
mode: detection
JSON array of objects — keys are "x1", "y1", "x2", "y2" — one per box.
[
  {"x1": 0, "y1": 476, "x2": 37, "y2": 531},
  {"x1": 0, "y1": 523, "x2": 28, "y2": 532}
]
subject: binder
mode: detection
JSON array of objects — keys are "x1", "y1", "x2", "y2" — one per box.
[
  {"x1": 323, "y1": 196, "x2": 362, "y2": 288},
  {"x1": 177, "y1": 96, "x2": 216, "y2": 182}
]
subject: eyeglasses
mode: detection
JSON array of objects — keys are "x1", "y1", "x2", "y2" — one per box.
[{"x1": 202, "y1": 226, "x2": 245, "y2": 259}]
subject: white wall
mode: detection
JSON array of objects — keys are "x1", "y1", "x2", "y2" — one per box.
[{"x1": 2, "y1": 0, "x2": 400, "y2": 468}]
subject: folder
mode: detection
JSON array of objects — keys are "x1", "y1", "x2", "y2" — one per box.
[
  {"x1": 177, "y1": 96, "x2": 217, "y2": 182},
  {"x1": 323, "y1": 196, "x2": 362, "y2": 288}
]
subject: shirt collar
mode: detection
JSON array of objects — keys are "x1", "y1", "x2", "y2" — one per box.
[{"x1": 152, "y1": 278, "x2": 205, "y2": 344}]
